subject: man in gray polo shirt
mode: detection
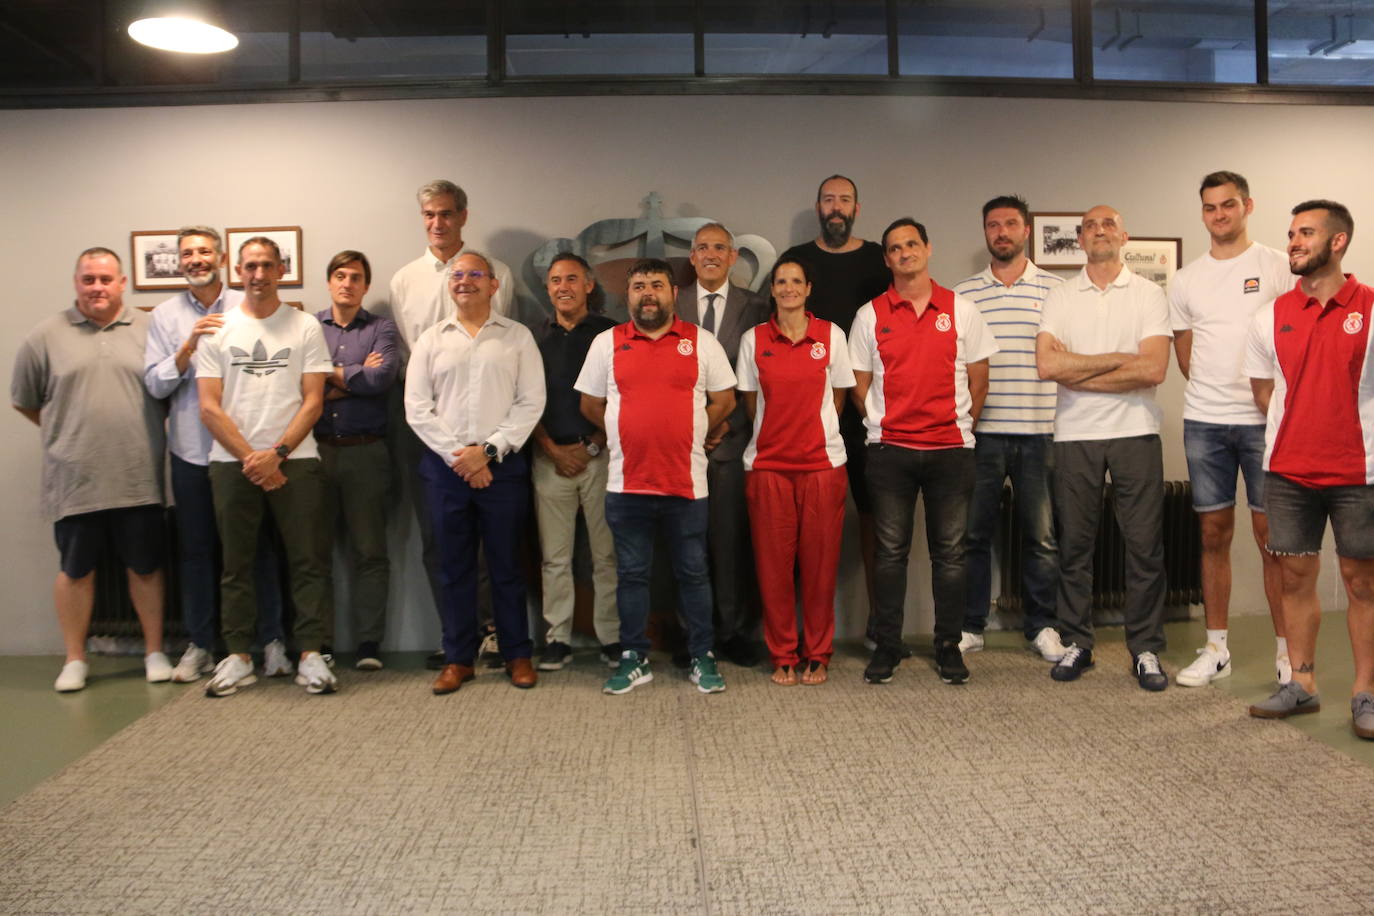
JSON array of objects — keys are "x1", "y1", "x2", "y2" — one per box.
[{"x1": 11, "y1": 247, "x2": 170, "y2": 693}]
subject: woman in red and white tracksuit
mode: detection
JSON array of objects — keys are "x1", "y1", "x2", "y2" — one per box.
[{"x1": 736, "y1": 256, "x2": 856, "y2": 686}]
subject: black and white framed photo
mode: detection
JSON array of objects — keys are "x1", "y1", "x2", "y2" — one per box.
[
  {"x1": 1030, "y1": 212, "x2": 1085, "y2": 269},
  {"x1": 226, "y1": 226, "x2": 303, "y2": 288},
  {"x1": 1122, "y1": 237, "x2": 1183, "y2": 293},
  {"x1": 130, "y1": 230, "x2": 187, "y2": 291}
]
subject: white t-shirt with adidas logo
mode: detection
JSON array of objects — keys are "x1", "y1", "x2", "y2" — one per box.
[{"x1": 195, "y1": 303, "x2": 332, "y2": 462}]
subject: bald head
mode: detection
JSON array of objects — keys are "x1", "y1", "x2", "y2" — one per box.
[{"x1": 1078, "y1": 205, "x2": 1128, "y2": 264}]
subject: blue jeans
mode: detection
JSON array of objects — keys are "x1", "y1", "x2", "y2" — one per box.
[
  {"x1": 963, "y1": 433, "x2": 1058, "y2": 638},
  {"x1": 865, "y1": 444, "x2": 974, "y2": 649},
  {"x1": 1183, "y1": 420, "x2": 1267, "y2": 513},
  {"x1": 604, "y1": 493, "x2": 714, "y2": 658},
  {"x1": 169, "y1": 454, "x2": 285, "y2": 651}
]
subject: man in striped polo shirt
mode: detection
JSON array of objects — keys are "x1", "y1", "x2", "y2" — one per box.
[
  {"x1": 1244, "y1": 200, "x2": 1374, "y2": 739},
  {"x1": 576, "y1": 259, "x2": 738, "y2": 695},
  {"x1": 954, "y1": 195, "x2": 1066, "y2": 663},
  {"x1": 849, "y1": 218, "x2": 998, "y2": 686}
]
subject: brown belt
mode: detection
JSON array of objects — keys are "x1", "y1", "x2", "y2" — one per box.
[{"x1": 320, "y1": 434, "x2": 383, "y2": 447}]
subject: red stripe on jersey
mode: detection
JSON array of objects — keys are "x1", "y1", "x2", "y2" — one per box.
[
  {"x1": 612, "y1": 319, "x2": 700, "y2": 498},
  {"x1": 1270, "y1": 275, "x2": 1374, "y2": 487},
  {"x1": 873, "y1": 284, "x2": 963, "y2": 449},
  {"x1": 752, "y1": 316, "x2": 833, "y2": 471}
]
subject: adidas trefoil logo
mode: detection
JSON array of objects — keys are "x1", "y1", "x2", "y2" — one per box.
[{"x1": 230, "y1": 339, "x2": 292, "y2": 376}]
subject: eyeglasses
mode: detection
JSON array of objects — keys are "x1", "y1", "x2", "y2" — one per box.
[{"x1": 449, "y1": 270, "x2": 487, "y2": 281}]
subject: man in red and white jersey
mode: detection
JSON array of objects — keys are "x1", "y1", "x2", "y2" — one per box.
[
  {"x1": 576, "y1": 259, "x2": 738, "y2": 695},
  {"x1": 848, "y1": 218, "x2": 997, "y2": 686},
  {"x1": 1244, "y1": 199, "x2": 1374, "y2": 739}
]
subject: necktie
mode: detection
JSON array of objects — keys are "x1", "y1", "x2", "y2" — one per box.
[{"x1": 703, "y1": 293, "x2": 719, "y2": 334}]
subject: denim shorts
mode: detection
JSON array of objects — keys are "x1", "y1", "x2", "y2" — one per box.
[
  {"x1": 1183, "y1": 420, "x2": 1267, "y2": 513},
  {"x1": 1263, "y1": 472, "x2": 1374, "y2": 558}
]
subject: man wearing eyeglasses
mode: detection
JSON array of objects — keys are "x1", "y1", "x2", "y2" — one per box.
[
  {"x1": 675, "y1": 223, "x2": 767, "y2": 668},
  {"x1": 405, "y1": 252, "x2": 546, "y2": 696}
]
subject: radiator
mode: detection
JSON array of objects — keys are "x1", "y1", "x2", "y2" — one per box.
[{"x1": 996, "y1": 479, "x2": 1201, "y2": 612}]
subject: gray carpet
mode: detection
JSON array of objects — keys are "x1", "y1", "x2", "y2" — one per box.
[{"x1": 2, "y1": 643, "x2": 1371, "y2": 915}]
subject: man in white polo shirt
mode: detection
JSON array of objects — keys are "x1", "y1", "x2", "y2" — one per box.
[
  {"x1": 1169, "y1": 171, "x2": 1292, "y2": 688},
  {"x1": 576, "y1": 258, "x2": 738, "y2": 695},
  {"x1": 1036, "y1": 205, "x2": 1173, "y2": 691}
]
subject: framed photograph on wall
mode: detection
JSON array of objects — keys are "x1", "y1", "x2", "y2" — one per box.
[
  {"x1": 226, "y1": 226, "x2": 303, "y2": 288},
  {"x1": 130, "y1": 230, "x2": 187, "y2": 290},
  {"x1": 1030, "y1": 213, "x2": 1085, "y2": 269},
  {"x1": 1122, "y1": 237, "x2": 1183, "y2": 293}
]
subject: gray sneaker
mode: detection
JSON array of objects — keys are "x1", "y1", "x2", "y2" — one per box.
[
  {"x1": 1352, "y1": 692, "x2": 1374, "y2": 740},
  {"x1": 1249, "y1": 681, "x2": 1321, "y2": 719}
]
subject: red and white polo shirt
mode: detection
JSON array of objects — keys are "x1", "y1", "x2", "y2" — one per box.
[
  {"x1": 575, "y1": 317, "x2": 736, "y2": 499},
  {"x1": 1244, "y1": 273, "x2": 1374, "y2": 488},
  {"x1": 848, "y1": 283, "x2": 998, "y2": 449},
  {"x1": 736, "y1": 313, "x2": 856, "y2": 472}
]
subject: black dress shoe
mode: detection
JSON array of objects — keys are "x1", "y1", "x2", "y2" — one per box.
[
  {"x1": 719, "y1": 634, "x2": 761, "y2": 668},
  {"x1": 425, "y1": 649, "x2": 445, "y2": 670}
]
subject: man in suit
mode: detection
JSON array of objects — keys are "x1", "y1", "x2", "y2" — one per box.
[{"x1": 676, "y1": 223, "x2": 768, "y2": 666}]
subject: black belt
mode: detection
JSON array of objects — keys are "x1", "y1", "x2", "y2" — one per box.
[{"x1": 320, "y1": 434, "x2": 383, "y2": 447}]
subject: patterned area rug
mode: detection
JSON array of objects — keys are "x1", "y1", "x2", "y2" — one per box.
[{"x1": 2, "y1": 642, "x2": 1370, "y2": 915}]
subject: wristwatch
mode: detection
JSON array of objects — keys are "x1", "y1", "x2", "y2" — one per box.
[
  {"x1": 482, "y1": 441, "x2": 500, "y2": 461},
  {"x1": 274, "y1": 444, "x2": 291, "y2": 460},
  {"x1": 581, "y1": 436, "x2": 602, "y2": 458}
]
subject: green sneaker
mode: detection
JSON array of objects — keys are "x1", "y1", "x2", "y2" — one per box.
[
  {"x1": 690, "y1": 652, "x2": 726, "y2": 694},
  {"x1": 603, "y1": 650, "x2": 653, "y2": 695}
]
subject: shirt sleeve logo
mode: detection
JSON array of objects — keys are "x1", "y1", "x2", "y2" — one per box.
[
  {"x1": 1344, "y1": 312, "x2": 1364, "y2": 335},
  {"x1": 810, "y1": 342, "x2": 827, "y2": 360},
  {"x1": 1243, "y1": 277, "x2": 1261, "y2": 294},
  {"x1": 935, "y1": 314, "x2": 952, "y2": 332},
  {"x1": 677, "y1": 339, "x2": 694, "y2": 356}
]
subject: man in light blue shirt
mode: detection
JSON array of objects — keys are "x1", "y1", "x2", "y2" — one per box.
[{"x1": 143, "y1": 226, "x2": 289, "y2": 683}]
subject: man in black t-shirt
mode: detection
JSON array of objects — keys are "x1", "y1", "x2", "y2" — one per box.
[{"x1": 779, "y1": 175, "x2": 893, "y2": 649}]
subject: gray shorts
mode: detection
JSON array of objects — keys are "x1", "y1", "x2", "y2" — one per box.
[{"x1": 1263, "y1": 472, "x2": 1374, "y2": 558}]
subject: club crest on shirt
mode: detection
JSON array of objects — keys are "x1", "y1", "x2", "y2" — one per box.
[
  {"x1": 1243, "y1": 277, "x2": 1261, "y2": 294},
  {"x1": 810, "y1": 342, "x2": 826, "y2": 360},
  {"x1": 677, "y1": 339, "x2": 694, "y2": 356},
  {"x1": 935, "y1": 314, "x2": 952, "y2": 332},
  {"x1": 1344, "y1": 312, "x2": 1364, "y2": 335}
]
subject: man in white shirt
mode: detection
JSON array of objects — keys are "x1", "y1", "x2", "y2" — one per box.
[
  {"x1": 390, "y1": 179, "x2": 514, "y2": 669},
  {"x1": 195, "y1": 237, "x2": 337, "y2": 698},
  {"x1": 405, "y1": 252, "x2": 545, "y2": 696},
  {"x1": 1170, "y1": 171, "x2": 1292, "y2": 688},
  {"x1": 1036, "y1": 205, "x2": 1173, "y2": 691}
]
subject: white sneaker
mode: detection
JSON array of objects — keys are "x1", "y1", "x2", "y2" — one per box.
[
  {"x1": 1276, "y1": 654, "x2": 1293, "y2": 685},
  {"x1": 957, "y1": 631, "x2": 984, "y2": 654},
  {"x1": 295, "y1": 651, "x2": 338, "y2": 695},
  {"x1": 1029, "y1": 627, "x2": 1067, "y2": 662},
  {"x1": 143, "y1": 651, "x2": 173, "y2": 683},
  {"x1": 1176, "y1": 644, "x2": 1232, "y2": 687},
  {"x1": 170, "y1": 644, "x2": 214, "y2": 683},
  {"x1": 54, "y1": 659, "x2": 88, "y2": 692},
  {"x1": 262, "y1": 639, "x2": 294, "y2": 677},
  {"x1": 205, "y1": 654, "x2": 257, "y2": 697}
]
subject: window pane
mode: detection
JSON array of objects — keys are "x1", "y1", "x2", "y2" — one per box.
[
  {"x1": 300, "y1": 2, "x2": 486, "y2": 81},
  {"x1": 0, "y1": 0, "x2": 101, "y2": 88},
  {"x1": 1093, "y1": 0, "x2": 1256, "y2": 84},
  {"x1": 1270, "y1": 1, "x2": 1374, "y2": 86},
  {"x1": 898, "y1": 1, "x2": 1073, "y2": 78},
  {"x1": 505, "y1": 1, "x2": 694, "y2": 76},
  {"x1": 704, "y1": 1, "x2": 887, "y2": 75}
]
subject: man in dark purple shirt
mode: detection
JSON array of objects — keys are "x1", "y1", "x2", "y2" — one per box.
[{"x1": 314, "y1": 250, "x2": 399, "y2": 670}]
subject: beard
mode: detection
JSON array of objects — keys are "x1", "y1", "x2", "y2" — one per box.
[
  {"x1": 630, "y1": 300, "x2": 671, "y2": 331},
  {"x1": 185, "y1": 267, "x2": 219, "y2": 288},
  {"x1": 1291, "y1": 237, "x2": 1333, "y2": 276},
  {"x1": 819, "y1": 210, "x2": 854, "y2": 248},
  {"x1": 987, "y1": 238, "x2": 1022, "y2": 263}
]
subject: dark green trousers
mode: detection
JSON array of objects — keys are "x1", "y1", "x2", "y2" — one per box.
[{"x1": 320, "y1": 440, "x2": 391, "y2": 645}]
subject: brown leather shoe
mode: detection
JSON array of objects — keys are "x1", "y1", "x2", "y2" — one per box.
[
  {"x1": 506, "y1": 657, "x2": 538, "y2": 689},
  {"x1": 432, "y1": 663, "x2": 474, "y2": 695}
]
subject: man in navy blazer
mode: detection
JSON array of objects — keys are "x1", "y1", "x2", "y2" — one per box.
[{"x1": 676, "y1": 223, "x2": 769, "y2": 666}]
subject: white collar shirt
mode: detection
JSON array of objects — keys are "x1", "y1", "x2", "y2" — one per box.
[{"x1": 389, "y1": 246, "x2": 515, "y2": 361}]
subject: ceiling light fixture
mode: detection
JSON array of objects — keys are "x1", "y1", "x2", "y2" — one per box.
[{"x1": 128, "y1": 3, "x2": 238, "y2": 54}]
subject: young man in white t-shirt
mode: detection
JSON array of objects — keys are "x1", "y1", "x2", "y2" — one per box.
[
  {"x1": 195, "y1": 237, "x2": 337, "y2": 697},
  {"x1": 1169, "y1": 171, "x2": 1293, "y2": 688}
]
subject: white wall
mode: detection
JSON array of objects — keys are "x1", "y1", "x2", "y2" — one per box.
[{"x1": 2, "y1": 93, "x2": 1366, "y2": 653}]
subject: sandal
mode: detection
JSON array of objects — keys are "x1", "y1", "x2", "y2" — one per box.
[
  {"x1": 771, "y1": 665, "x2": 799, "y2": 686},
  {"x1": 800, "y1": 660, "x2": 828, "y2": 686}
]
